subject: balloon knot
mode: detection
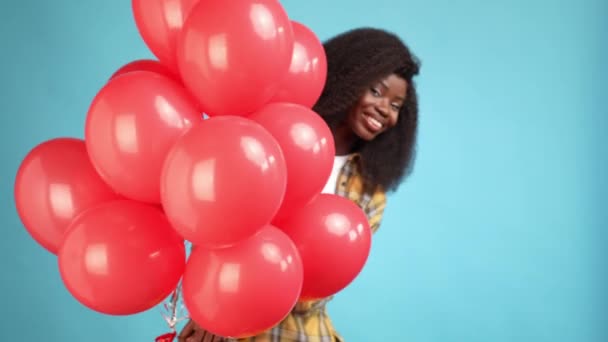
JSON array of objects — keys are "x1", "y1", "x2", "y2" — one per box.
[{"x1": 155, "y1": 332, "x2": 177, "y2": 342}]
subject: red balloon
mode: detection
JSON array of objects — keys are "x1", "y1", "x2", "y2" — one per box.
[
  {"x1": 277, "y1": 194, "x2": 372, "y2": 300},
  {"x1": 132, "y1": 0, "x2": 200, "y2": 71},
  {"x1": 58, "y1": 200, "x2": 186, "y2": 315},
  {"x1": 249, "y1": 102, "x2": 335, "y2": 223},
  {"x1": 110, "y1": 59, "x2": 179, "y2": 81},
  {"x1": 160, "y1": 116, "x2": 287, "y2": 247},
  {"x1": 85, "y1": 71, "x2": 201, "y2": 204},
  {"x1": 14, "y1": 138, "x2": 120, "y2": 254},
  {"x1": 183, "y1": 225, "x2": 303, "y2": 338},
  {"x1": 269, "y1": 21, "x2": 328, "y2": 108},
  {"x1": 177, "y1": 0, "x2": 294, "y2": 116}
]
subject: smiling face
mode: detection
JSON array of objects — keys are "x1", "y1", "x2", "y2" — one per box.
[{"x1": 346, "y1": 73, "x2": 408, "y2": 141}]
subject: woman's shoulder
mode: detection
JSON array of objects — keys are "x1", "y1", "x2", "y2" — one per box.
[{"x1": 340, "y1": 156, "x2": 387, "y2": 218}]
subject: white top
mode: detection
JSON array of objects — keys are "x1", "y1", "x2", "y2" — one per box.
[{"x1": 321, "y1": 155, "x2": 351, "y2": 194}]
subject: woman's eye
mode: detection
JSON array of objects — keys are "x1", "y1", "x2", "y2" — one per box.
[
  {"x1": 370, "y1": 88, "x2": 381, "y2": 96},
  {"x1": 391, "y1": 103, "x2": 401, "y2": 111}
]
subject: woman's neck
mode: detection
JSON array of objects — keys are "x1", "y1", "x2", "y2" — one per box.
[{"x1": 332, "y1": 123, "x2": 359, "y2": 156}]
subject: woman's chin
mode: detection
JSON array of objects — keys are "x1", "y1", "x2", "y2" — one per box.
[{"x1": 354, "y1": 127, "x2": 380, "y2": 141}]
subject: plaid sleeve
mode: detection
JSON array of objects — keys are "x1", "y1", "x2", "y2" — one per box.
[{"x1": 364, "y1": 189, "x2": 387, "y2": 234}]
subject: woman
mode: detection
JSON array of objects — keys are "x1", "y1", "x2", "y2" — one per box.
[{"x1": 178, "y1": 26, "x2": 421, "y2": 342}]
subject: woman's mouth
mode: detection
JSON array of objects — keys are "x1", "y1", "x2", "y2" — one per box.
[{"x1": 363, "y1": 113, "x2": 383, "y2": 132}]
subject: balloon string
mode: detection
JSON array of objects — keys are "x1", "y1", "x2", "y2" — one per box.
[
  {"x1": 169, "y1": 286, "x2": 179, "y2": 329},
  {"x1": 157, "y1": 240, "x2": 192, "y2": 341},
  {"x1": 156, "y1": 241, "x2": 192, "y2": 341},
  {"x1": 156, "y1": 285, "x2": 181, "y2": 341}
]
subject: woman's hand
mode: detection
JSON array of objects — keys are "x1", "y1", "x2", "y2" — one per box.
[{"x1": 178, "y1": 320, "x2": 207, "y2": 342}]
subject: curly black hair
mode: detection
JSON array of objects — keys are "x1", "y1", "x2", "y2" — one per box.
[{"x1": 312, "y1": 27, "x2": 421, "y2": 193}]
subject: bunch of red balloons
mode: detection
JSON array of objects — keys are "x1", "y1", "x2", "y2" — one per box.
[{"x1": 14, "y1": 0, "x2": 372, "y2": 338}]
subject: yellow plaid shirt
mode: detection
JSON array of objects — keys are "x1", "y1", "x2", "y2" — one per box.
[{"x1": 182, "y1": 154, "x2": 387, "y2": 342}]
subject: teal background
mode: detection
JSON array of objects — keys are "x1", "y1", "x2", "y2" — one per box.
[{"x1": 1, "y1": 0, "x2": 606, "y2": 341}]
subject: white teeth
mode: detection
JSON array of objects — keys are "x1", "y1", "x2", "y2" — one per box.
[
  {"x1": 364, "y1": 114, "x2": 382, "y2": 130},
  {"x1": 370, "y1": 117, "x2": 382, "y2": 128}
]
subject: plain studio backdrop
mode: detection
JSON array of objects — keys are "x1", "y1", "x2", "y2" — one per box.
[{"x1": 0, "y1": 0, "x2": 606, "y2": 341}]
